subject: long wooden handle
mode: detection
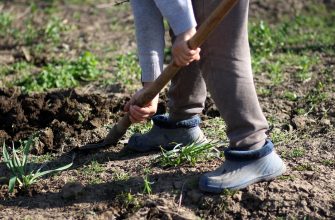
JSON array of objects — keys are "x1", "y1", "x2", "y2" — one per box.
[{"x1": 88, "y1": 0, "x2": 239, "y2": 148}]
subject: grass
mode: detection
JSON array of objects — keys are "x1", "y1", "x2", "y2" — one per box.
[
  {"x1": 0, "y1": 12, "x2": 13, "y2": 37},
  {"x1": 16, "y1": 51, "x2": 103, "y2": 92},
  {"x1": 321, "y1": 159, "x2": 335, "y2": 167},
  {"x1": 282, "y1": 91, "x2": 298, "y2": 101},
  {"x1": 81, "y1": 160, "x2": 106, "y2": 184},
  {"x1": 112, "y1": 52, "x2": 141, "y2": 85},
  {"x1": 269, "y1": 128, "x2": 297, "y2": 144},
  {"x1": 293, "y1": 163, "x2": 314, "y2": 171},
  {"x1": 127, "y1": 120, "x2": 153, "y2": 135},
  {"x1": 281, "y1": 148, "x2": 306, "y2": 159},
  {"x1": 116, "y1": 52, "x2": 141, "y2": 84},
  {"x1": 142, "y1": 168, "x2": 153, "y2": 195},
  {"x1": 31, "y1": 153, "x2": 56, "y2": 164},
  {"x1": 249, "y1": 6, "x2": 334, "y2": 89},
  {"x1": 293, "y1": 81, "x2": 328, "y2": 116},
  {"x1": 112, "y1": 169, "x2": 130, "y2": 181},
  {"x1": 116, "y1": 191, "x2": 140, "y2": 210},
  {"x1": 157, "y1": 142, "x2": 221, "y2": 167},
  {"x1": 202, "y1": 117, "x2": 228, "y2": 143},
  {"x1": 2, "y1": 135, "x2": 73, "y2": 193}
]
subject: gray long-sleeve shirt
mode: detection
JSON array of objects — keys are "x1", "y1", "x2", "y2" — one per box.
[{"x1": 130, "y1": 0, "x2": 197, "y2": 82}]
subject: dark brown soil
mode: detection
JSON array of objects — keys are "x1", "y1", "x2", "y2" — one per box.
[{"x1": 0, "y1": 87, "x2": 129, "y2": 154}]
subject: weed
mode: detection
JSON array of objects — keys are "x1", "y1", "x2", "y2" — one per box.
[
  {"x1": 157, "y1": 142, "x2": 221, "y2": 167},
  {"x1": 127, "y1": 120, "x2": 153, "y2": 135},
  {"x1": 289, "y1": 148, "x2": 305, "y2": 158},
  {"x1": 257, "y1": 87, "x2": 272, "y2": 97},
  {"x1": 112, "y1": 169, "x2": 130, "y2": 181},
  {"x1": 278, "y1": 174, "x2": 295, "y2": 181},
  {"x1": 202, "y1": 117, "x2": 228, "y2": 142},
  {"x1": 296, "y1": 108, "x2": 306, "y2": 116},
  {"x1": 0, "y1": 12, "x2": 13, "y2": 37},
  {"x1": 114, "y1": 52, "x2": 141, "y2": 85},
  {"x1": 2, "y1": 135, "x2": 73, "y2": 193},
  {"x1": 23, "y1": 21, "x2": 39, "y2": 45},
  {"x1": 303, "y1": 81, "x2": 327, "y2": 114},
  {"x1": 222, "y1": 188, "x2": 237, "y2": 197},
  {"x1": 17, "y1": 51, "x2": 103, "y2": 92},
  {"x1": 0, "y1": 62, "x2": 35, "y2": 87},
  {"x1": 81, "y1": 160, "x2": 105, "y2": 184},
  {"x1": 321, "y1": 159, "x2": 334, "y2": 167},
  {"x1": 293, "y1": 163, "x2": 314, "y2": 171},
  {"x1": 249, "y1": 20, "x2": 276, "y2": 57},
  {"x1": 268, "y1": 61, "x2": 284, "y2": 85},
  {"x1": 283, "y1": 91, "x2": 298, "y2": 101},
  {"x1": 44, "y1": 17, "x2": 69, "y2": 44},
  {"x1": 270, "y1": 129, "x2": 296, "y2": 144},
  {"x1": 31, "y1": 153, "x2": 56, "y2": 163},
  {"x1": 142, "y1": 168, "x2": 153, "y2": 195},
  {"x1": 116, "y1": 192, "x2": 140, "y2": 210}
]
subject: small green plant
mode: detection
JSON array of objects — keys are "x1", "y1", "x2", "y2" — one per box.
[
  {"x1": 112, "y1": 169, "x2": 130, "y2": 181},
  {"x1": 289, "y1": 148, "x2": 305, "y2": 158},
  {"x1": 44, "y1": 17, "x2": 67, "y2": 43},
  {"x1": 202, "y1": 117, "x2": 228, "y2": 142},
  {"x1": 116, "y1": 192, "x2": 140, "y2": 210},
  {"x1": 2, "y1": 135, "x2": 73, "y2": 193},
  {"x1": 127, "y1": 120, "x2": 153, "y2": 136},
  {"x1": 142, "y1": 168, "x2": 153, "y2": 195},
  {"x1": 249, "y1": 20, "x2": 276, "y2": 57},
  {"x1": 257, "y1": 87, "x2": 272, "y2": 97},
  {"x1": 270, "y1": 129, "x2": 296, "y2": 144},
  {"x1": 0, "y1": 12, "x2": 13, "y2": 37},
  {"x1": 321, "y1": 159, "x2": 334, "y2": 167},
  {"x1": 278, "y1": 174, "x2": 295, "y2": 181},
  {"x1": 81, "y1": 160, "x2": 105, "y2": 184},
  {"x1": 114, "y1": 52, "x2": 141, "y2": 85},
  {"x1": 157, "y1": 142, "x2": 220, "y2": 167},
  {"x1": 283, "y1": 91, "x2": 298, "y2": 101},
  {"x1": 293, "y1": 163, "x2": 313, "y2": 171},
  {"x1": 304, "y1": 81, "x2": 327, "y2": 114}
]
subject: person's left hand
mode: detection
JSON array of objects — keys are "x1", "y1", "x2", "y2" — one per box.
[{"x1": 124, "y1": 83, "x2": 159, "y2": 123}]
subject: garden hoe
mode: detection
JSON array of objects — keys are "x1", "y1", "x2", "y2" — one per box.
[{"x1": 80, "y1": 0, "x2": 239, "y2": 151}]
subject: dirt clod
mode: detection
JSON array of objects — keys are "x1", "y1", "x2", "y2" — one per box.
[{"x1": 61, "y1": 182, "x2": 84, "y2": 200}]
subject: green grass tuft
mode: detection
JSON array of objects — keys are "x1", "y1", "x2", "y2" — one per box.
[{"x1": 157, "y1": 142, "x2": 221, "y2": 167}]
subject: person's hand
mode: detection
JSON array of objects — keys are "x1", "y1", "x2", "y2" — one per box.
[
  {"x1": 124, "y1": 82, "x2": 159, "y2": 123},
  {"x1": 172, "y1": 27, "x2": 200, "y2": 67}
]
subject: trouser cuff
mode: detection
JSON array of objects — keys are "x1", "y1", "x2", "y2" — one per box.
[
  {"x1": 224, "y1": 140, "x2": 274, "y2": 161},
  {"x1": 152, "y1": 114, "x2": 201, "y2": 129}
]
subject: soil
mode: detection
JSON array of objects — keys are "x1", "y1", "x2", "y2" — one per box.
[
  {"x1": 0, "y1": 0, "x2": 335, "y2": 219},
  {"x1": 0, "y1": 87, "x2": 128, "y2": 154}
]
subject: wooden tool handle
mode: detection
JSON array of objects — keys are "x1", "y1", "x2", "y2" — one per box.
[{"x1": 104, "y1": 0, "x2": 239, "y2": 146}]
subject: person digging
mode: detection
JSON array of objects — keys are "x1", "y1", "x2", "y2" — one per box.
[
  {"x1": 120, "y1": 0, "x2": 287, "y2": 193},
  {"x1": 79, "y1": 0, "x2": 286, "y2": 193}
]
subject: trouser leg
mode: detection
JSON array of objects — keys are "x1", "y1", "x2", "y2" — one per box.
[
  {"x1": 167, "y1": 61, "x2": 206, "y2": 121},
  {"x1": 167, "y1": 2, "x2": 208, "y2": 121},
  {"x1": 198, "y1": 0, "x2": 268, "y2": 149}
]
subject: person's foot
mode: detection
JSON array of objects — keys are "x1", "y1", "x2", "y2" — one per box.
[
  {"x1": 127, "y1": 114, "x2": 207, "y2": 152},
  {"x1": 199, "y1": 140, "x2": 286, "y2": 193}
]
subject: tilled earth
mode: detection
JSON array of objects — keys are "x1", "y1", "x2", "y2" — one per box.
[{"x1": 0, "y1": 0, "x2": 335, "y2": 219}]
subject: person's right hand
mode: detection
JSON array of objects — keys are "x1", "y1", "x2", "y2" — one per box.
[
  {"x1": 172, "y1": 27, "x2": 200, "y2": 67},
  {"x1": 124, "y1": 83, "x2": 159, "y2": 123}
]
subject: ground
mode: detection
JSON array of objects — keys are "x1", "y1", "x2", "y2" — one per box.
[{"x1": 0, "y1": 0, "x2": 334, "y2": 219}]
